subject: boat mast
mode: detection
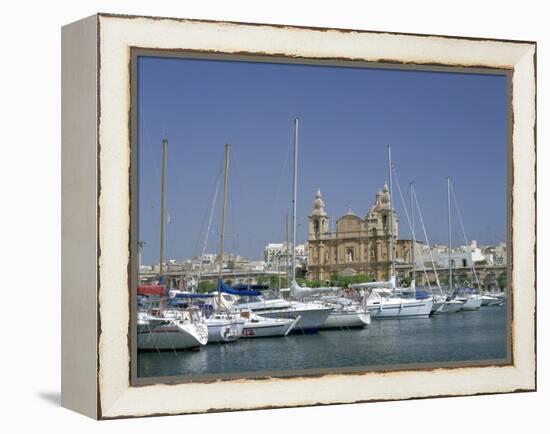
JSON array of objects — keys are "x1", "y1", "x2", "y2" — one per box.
[
  {"x1": 387, "y1": 145, "x2": 396, "y2": 286},
  {"x1": 285, "y1": 213, "x2": 289, "y2": 285},
  {"x1": 447, "y1": 176, "x2": 453, "y2": 294},
  {"x1": 410, "y1": 181, "x2": 415, "y2": 284},
  {"x1": 159, "y1": 138, "x2": 168, "y2": 280},
  {"x1": 219, "y1": 144, "x2": 231, "y2": 281},
  {"x1": 291, "y1": 118, "x2": 299, "y2": 283}
]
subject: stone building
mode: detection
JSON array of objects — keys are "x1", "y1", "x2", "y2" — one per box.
[{"x1": 307, "y1": 185, "x2": 416, "y2": 281}]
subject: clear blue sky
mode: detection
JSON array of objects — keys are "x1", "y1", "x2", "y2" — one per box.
[{"x1": 138, "y1": 56, "x2": 508, "y2": 265}]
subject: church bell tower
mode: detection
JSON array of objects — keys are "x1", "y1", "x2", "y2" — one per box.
[{"x1": 309, "y1": 189, "x2": 329, "y2": 240}]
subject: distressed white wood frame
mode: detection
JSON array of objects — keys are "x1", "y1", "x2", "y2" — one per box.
[{"x1": 62, "y1": 13, "x2": 536, "y2": 419}]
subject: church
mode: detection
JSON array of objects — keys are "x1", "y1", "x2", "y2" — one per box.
[{"x1": 307, "y1": 185, "x2": 415, "y2": 282}]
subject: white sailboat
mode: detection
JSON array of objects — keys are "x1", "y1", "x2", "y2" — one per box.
[
  {"x1": 352, "y1": 146, "x2": 433, "y2": 318},
  {"x1": 239, "y1": 310, "x2": 299, "y2": 338},
  {"x1": 481, "y1": 294, "x2": 504, "y2": 306},
  {"x1": 446, "y1": 177, "x2": 483, "y2": 312},
  {"x1": 138, "y1": 308, "x2": 209, "y2": 350},
  {"x1": 137, "y1": 311, "x2": 165, "y2": 333},
  {"x1": 205, "y1": 143, "x2": 244, "y2": 344},
  {"x1": 458, "y1": 294, "x2": 483, "y2": 310},
  {"x1": 137, "y1": 138, "x2": 209, "y2": 350},
  {"x1": 271, "y1": 118, "x2": 333, "y2": 331},
  {"x1": 320, "y1": 304, "x2": 371, "y2": 329},
  {"x1": 302, "y1": 289, "x2": 371, "y2": 329},
  {"x1": 203, "y1": 144, "x2": 300, "y2": 340}
]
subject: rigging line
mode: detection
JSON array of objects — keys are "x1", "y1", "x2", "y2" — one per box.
[
  {"x1": 195, "y1": 166, "x2": 223, "y2": 290},
  {"x1": 273, "y1": 122, "x2": 295, "y2": 221},
  {"x1": 449, "y1": 180, "x2": 482, "y2": 290},
  {"x1": 391, "y1": 165, "x2": 431, "y2": 285},
  {"x1": 391, "y1": 165, "x2": 416, "y2": 245},
  {"x1": 190, "y1": 154, "x2": 225, "y2": 256},
  {"x1": 412, "y1": 187, "x2": 443, "y2": 294}
]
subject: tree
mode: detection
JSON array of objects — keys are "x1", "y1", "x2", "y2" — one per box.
[
  {"x1": 197, "y1": 280, "x2": 217, "y2": 293},
  {"x1": 497, "y1": 273, "x2": 507, "y2": 289}
]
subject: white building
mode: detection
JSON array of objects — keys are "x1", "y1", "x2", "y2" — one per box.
[
  {"x1": 421, "y1": 240, "x2": 486, "y2": 269},
  {"x1": 264, "y1": 242, "x2": 306, "y2": 263}
]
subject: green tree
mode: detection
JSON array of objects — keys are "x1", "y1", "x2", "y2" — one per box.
[
  {"x1": 197, "y1": 280, "x2": 217, "y2": 293},
  {"x1": 497, "y1": 273, "x2": 507, "y2": 289}
]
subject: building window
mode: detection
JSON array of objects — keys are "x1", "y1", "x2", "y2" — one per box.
[
  {"x1": 462, "y1": 259, "x2": 468, "y2": 267},
  {"x1": 314, "y1": 220, "x2": 319, "y2": 236}
]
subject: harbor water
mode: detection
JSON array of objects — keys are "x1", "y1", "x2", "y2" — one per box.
[{"x1": 137, "y1": 304, "x2": 508, "y2": 378}]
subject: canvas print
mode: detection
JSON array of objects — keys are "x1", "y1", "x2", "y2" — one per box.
[{"x1": 134, "y1": 55, "x2": 509, "y2": 380}]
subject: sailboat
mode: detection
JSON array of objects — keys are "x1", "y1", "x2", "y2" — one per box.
[
  {"x1": 204, "y1": 144, "x2": 301, "y2": 340},
  {"x1": 204, "y1": 144, "x2": 244, "y2": 344},
  {"x1": 234, "y1": 119, "x2": 333, "y2": 332},
  {"x1": 433, "y1": 177, "x2": 466, "y2": 314},
  {"x1": 446, "y1": 177, "x2": 482, "y2": 311},
  {"x1": 352, "y1": 146, "x2": 433, "y2": 318},
  {"x1": 137, "y1": 138, "x2": 209, "y2": 350}
]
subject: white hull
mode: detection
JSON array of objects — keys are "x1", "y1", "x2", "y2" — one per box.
[
  {"x1": 320, "y1": 308, "x2": 371, "y2": 329},
  {"x1": 138, "y1": 321, "x2": 208, "y2": 350},
  {"x1": 460, "y1": 295, "x2": 482, "y2": 310},
  {"x1": 241, "y1": 316, "x2": 298, "y2": 338},
  {"x1": 434, "y1": 300, "x2": 464, "y2": 314},
  {"x1": 206, "y1": 317, "x2": 244, "y2": 343},
  {"x1": 481, "y1": 295, "x2": 504, "y2": 306},
  {"x1": 368, "y1": 297, "x2": 433, "y2": 319},
  {"x1": 137, "y1": 312, "x2": 166, "y2": 333},
  {"x1": 431, "y1": 300, "x2": 445, "y2": 314},
  {"x1": 255, "y1": 306, "x2": 332, "y2": 331}
]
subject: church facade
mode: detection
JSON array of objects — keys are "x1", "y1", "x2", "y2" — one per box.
[{"x1": 307, "y1": 185, "x2": 414, "y2": 282}]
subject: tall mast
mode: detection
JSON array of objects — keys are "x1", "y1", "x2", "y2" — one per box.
[
  {"x1": 291, "y1": 118, "x2": 299, "y2": 283},
  {"x1": 387, "y1": 145, "x2": 396, "y2": 283},
  {"x1": 410, "y1": 181, "x2": 415, "y2": 283},
  {"x1": 285, "y1": 213, "x2": 290, "y2": 285},
  {"x1": 219, "y1": 144, "x2": 231, "y2": 280},
  {"x1": 447, "y1": 176, "x2": 453, "y2": 294},
  {"x1": 159, "y1": 138, "x2": 168, "y2": 279}
]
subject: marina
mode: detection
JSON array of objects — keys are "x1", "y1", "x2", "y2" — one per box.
[
  {"x1": 135, "y1": 118, "x2": 509, "y2": 377},
  {"x1": 138, "y1": 303, "x2": 508, "y2": 378}
]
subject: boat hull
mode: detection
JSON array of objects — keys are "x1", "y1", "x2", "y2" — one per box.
[
  {"x1": 368, "y1": 298, "x2": 433, "y2": 319},
  {"x1": 320, "y1": 309, "x2": 371, "y2": 329},
  {"x1": 241, "y1": 318, "x2": 297, "y2": 338},
  {"x1": 481, "y1": 295, "x2": 504, "y2": 306},
  {"x1": 256, "y1": 306, "x2": 332, "y2": 332},
  {"x1": 431, "y1": 300, "x2": 445, "y2": 314},
  {"x1": 434, "y1": 300, "x2": 464, "y2": 314},
  {"x1": 206, "y1": 319, "x2": 244, "y2": 343},
  {"x1": 138, "y1": 321, "x2": 208, "y2": 350},
  {"x1": 460, "y1": 296, "x2": 482, "y2": 310}
]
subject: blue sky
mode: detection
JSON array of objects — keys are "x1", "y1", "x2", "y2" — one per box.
[{"x1": 138, "y1": 56, "x2": 508, "y2": 265}]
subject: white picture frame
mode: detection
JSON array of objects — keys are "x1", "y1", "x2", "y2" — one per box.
[{"x1": 61, "y1": 13, "x2": 536, "y2": 419}]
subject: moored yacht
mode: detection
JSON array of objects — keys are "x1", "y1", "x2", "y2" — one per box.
[
  {"x1": 456, "y1": 293, "x2": 483, "y2": 310},
  {"x1": 231, "y1": 292, "x2": 333, "y2": 332},
  {"x1": 238, "y1": 310, "x2": 299, "y2": 338},
  {"x1": 137, "y1": 311, "x2": 166, "y2": 333},
  {"x1": 205, "y1": 312, "x2": 244, "y2": 343},
  {"x1": 481, "y1": 293, "x2": 504, "y2": 306},
  {"x1": 137, "y1": 307, "x2": 208, "y2": 350},
  {"x1": 433, "y1": 298, "x2": 464, "y2": 314},
  {"x1": 362, "y1": 287, "x2": 434, "y2": 319},
  {"x1": 320, "y1": 304, "x2": 371, "y2": 328}
]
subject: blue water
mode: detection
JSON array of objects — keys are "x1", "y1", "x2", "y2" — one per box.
[{"x1": 137, "y1": 305, "x2": 508, "y2": 379}]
